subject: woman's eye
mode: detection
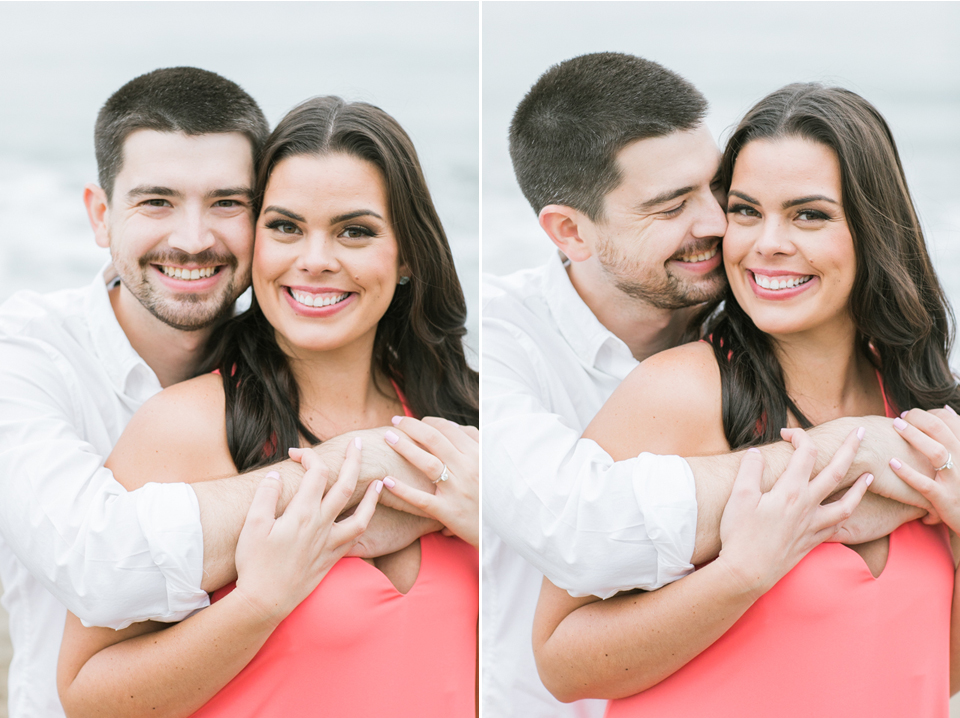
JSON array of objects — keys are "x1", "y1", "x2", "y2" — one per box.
[
  {"x1": 266, "y1": 220, "x2": 300, "y2": 235},
  {"x1": 728, "y1": 204, "x2": 759, "y2": 218},
  {"x1": 796, "y1": 209, "x2": 829, "y2": 222},
  {"x1": 341, "y1": 225, "x2": 375, "y2": 239}
]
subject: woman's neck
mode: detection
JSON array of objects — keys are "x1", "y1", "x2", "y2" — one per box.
[
  {"x1": 284, "y1": 333, "x2": 403, "y2": 440},
  {"x1": 772, "y1": 322, "x2": 885, "y2": 425}
]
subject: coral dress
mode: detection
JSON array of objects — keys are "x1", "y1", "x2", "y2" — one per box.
[
  {"x1": 190, "y1": 389, "x2": 478, "y2": 717},
  {"x1": 607, "y1": 388, "x2": 955, "y2": 717}
]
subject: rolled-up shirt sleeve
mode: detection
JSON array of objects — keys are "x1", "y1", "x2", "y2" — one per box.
[
  {"x1": 481, "y1": 317, "x2": 697, "y2": 598},
  {"x1": 0, "y1": 337, "x2": 209, "y2": 629}
]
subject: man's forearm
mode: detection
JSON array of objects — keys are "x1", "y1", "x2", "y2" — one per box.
[
  {"x1": 685, "y1": 416, "x2": 929, "y2": 565},
  {"x1": 192, "y1": 427, "x2": 433, "y2": 593}
]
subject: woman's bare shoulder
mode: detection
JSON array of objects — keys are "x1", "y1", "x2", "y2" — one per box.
[
  {"x1": 584, "y1": 341, "x2": 726, "y2": 459},
  {"x1": 107, "y1": 373, "x2": 236, "y2": 489}
]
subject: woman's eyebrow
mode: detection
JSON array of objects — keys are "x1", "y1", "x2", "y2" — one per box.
[
  {"x1": 262, "y1": 206, "x2": 306, "y2": 222},
  {"x1": 783, "y1": 195, "x2": 839, "y2": 209},
  {"x1": 728, "y1": 190, "x2": 759, "y2": 204},
  {"x1": 330, "y1": 210, "x2": 383, "y2": 223}
]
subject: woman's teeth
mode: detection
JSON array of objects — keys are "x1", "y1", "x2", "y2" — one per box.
[
  {"x1": 160, "y1": 266, "x2": 217, "y2": 280},
  {"x1": 677, "y1": 245, "x2": 719, "y2": 263},
  {"x1": 753, "y1": 273, "x2": 813, "y2": 291},
  {"x1": 289, "y1": 290, "x2": 350, "y2": 308}
]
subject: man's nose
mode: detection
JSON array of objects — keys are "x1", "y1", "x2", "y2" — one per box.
[
  {"x1": 692, "y1": 191, "x2": 727, "y2": 239},
  {"x1": 167, "y1": 205, "x2": 216, "y2": 255}
]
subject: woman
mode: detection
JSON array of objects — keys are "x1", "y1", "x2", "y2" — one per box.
[
  {"x1": 56, "y1": 96, "x2": 479, "y2": 716},
  {"x1": 534, "y1": 83, "x2": 960, "y2": 716}
]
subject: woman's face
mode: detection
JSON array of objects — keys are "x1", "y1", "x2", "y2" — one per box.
[
  {"x1": 722, "y1": 136, "x2": 857, "y2": 339},
  {"x1": 253, "y1": 152, "x2": 404, "y2": 358}
]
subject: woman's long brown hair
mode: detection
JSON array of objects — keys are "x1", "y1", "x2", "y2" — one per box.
[
  {"x1": 205, "y1": 97, "x2": 478, "y2": 471},
  {"x1": 706, "y1": 83, "x2": 959, "y2": 448}
]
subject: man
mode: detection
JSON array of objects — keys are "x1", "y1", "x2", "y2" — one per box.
[
  {"x1": 0, "y1": 67, "x2": 431, "y2": 717},
  {"x1": 482, "y1": 52, "x2": 927, "y2": 717}
]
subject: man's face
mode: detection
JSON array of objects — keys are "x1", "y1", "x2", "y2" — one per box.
[
  {"x1": 101, "y1": 130, "x2": 255, "y2": 330},
  {"x1": 590, "y1": 125, "x2": 728, "y2": 310}
]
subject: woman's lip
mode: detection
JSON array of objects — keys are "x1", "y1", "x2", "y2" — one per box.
[
  {"x1": 285, "y1": 285, "x2": 350, "y2": 294},
  {"x1": 747, "y1": 270, "x2": 818, "y2": 300},
  {"x1": 748, "y1": 268, "x2": 811, "y2": 277},
  {"x1": 283, "y1": 287, "x2": 356, "y2": 317}
]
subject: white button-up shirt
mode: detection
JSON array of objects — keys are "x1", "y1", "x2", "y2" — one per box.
[
  {"x1": 481, "y1": 252, "x2": 698, "y2": 718},
  {"x1": 0, "y1": 265, "x2": 209, "y2": 718}
]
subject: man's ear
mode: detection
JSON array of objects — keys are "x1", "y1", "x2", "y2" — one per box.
[
  {"x1": 84, "y1": 184, "x2": 111, "y2": 249},
  {"x1": 538, "y1": 204, "x2": 595, "y2": 263}
]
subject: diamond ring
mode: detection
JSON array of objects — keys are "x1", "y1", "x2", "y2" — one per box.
[
  {"x1": 936, "y1": 454, "x2": 954, "y2": 472},
  {"x1": 434, "y1": 464, "x2": 450, "y2": 483}
]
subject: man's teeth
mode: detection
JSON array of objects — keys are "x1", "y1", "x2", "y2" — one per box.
[
  {"x1": 754, "y1": 274, "x2": 813, "y2": 291},
  {"x1": 677, "y1": 245, "x2": 719, "y2": 263},
  {"x1": 160, "y1": 266, "x2": 217, "y2": 280},
  {"x1": 290, "y1": 290, "x2": 350, "y2": 308}
]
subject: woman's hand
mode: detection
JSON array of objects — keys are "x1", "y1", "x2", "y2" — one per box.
[
  {"x1": 717, "y1": 427, "x2": 872, "y2": 600},
  {"x1": 233, "y1": 437, "x2": 382, "y2": 627},
  {"x1": 888, "y1": 406, "x2": 960, "y2": 534},
  {"x1": 381, "y1": 417, "x2": 479, "y2": 548}
]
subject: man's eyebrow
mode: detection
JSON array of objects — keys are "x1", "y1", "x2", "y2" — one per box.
[
  {"x1": 126, "y1": 186, "x2": 182, "y2": 200},
  {"x1": 262, "y1": 206, "x2": 306, "y2": 222},
  {"x1": 330, "y1": 210, "x2": 383, "y2": 223},
  {"x1": 635, "y1": 186, "x2": 696, "y2": 212},
  {"x1": 208, "y1": 187, "x2": 253, "y2": 200},
  {"x1": 782, "y1": 195, "x2": 839, "y2": 209}
]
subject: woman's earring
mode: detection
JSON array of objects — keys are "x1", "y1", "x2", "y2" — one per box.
[{"x1": 398, "y1": 276, "x2": 411, "y2": 286}]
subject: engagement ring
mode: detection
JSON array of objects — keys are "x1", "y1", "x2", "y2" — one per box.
[
  {"x1": 434, "y1": 464, "x2": 451, "y2": 483},
  {"x1": 936, "y1": 454, "x2": 954, "y2": 472}
]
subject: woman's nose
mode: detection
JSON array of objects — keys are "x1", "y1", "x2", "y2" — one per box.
[
  {"x1": 755, "y1": 217, "x2": 794, "y2": 257},
  {"x1": 297, "y1": 236, "x2": 341, "y2": 273}
]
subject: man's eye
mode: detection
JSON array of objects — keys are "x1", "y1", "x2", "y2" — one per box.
[
  {"x1": 144, "y1": 199, "x2": 171, "y2": 208},
  {"x1": 215, "y1": 200, "x2": 243, "y2": 208},
  {"x1": 661, "y1": 201, "x2": 686, "y2": 218}
]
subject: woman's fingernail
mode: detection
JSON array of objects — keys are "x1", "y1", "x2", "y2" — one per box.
[
  {"x1": 374, "y1": 480, "x2": 383, "y2": 494},
  {"x1": 893, "y1": 418, "x2": 908, "y2": 431},
  {"x1": 385, "y1": 430, "x2": 400, "y2": 445},
  {"x1": 865, "y1": 473, "x2": 874, "y2": 487},
  {"x1": 890, "y1": 458, "x2": 902, "y2": 470},
  {"x1": 265, "y1": 471, "x2": 280, "y2": 481},
  {"x1": 354, "y1": 437, "x2": 362, "y2": 449},
  {"x1": 856, "y1": 426, "x2": 865, "y2": 441},
  {"x1": 383, "y1": 476, "x2": 396, "y2": 488},
  {"x1": 447, "y1": 419, "x2": 460, "y2": 427},
  {"x1": 900, "y1": 410, "x2": 909, "y2": 419},
  {"x1": 747, "y1": 447, "x2": 761, "y2": 453},
  {"x1": 391, "y1": 416, "x2": 403, "y2": 426},
  {"x1": 946, "y1": 404, "x2": 958, "y2": 416}
]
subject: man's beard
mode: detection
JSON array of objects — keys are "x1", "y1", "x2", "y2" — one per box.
[
  {"x1": 595, "y1": 238, "x2": 727, "y2": 311},
  {"x1": 114, "y1": 248, "x2": 243, "y2": 331}
]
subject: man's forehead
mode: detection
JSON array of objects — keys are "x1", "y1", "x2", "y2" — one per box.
[
  {"x1": 612, "y1": 126, "x2": 720, "y2": 206},
  {"x1": 115, "y1": 129, "x2": 254, "y2": 192}
]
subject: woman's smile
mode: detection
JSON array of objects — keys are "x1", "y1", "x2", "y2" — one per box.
[
  {"x1": 253, "y1": 152, "x2": 403, "y2": 357},
  {"x1": 723, "y1": 137, "x2": 855, "y2": 338}
]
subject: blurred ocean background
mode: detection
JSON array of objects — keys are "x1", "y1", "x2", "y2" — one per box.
[
  {"x1": 0, "y1": 2, "x2": 477, "y2": 714},
  {"x1": 483, "y1": 1, "x2": 960, "y2": 359}
]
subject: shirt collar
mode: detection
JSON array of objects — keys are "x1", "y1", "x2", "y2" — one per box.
[
  {"x1": 85, "y1": 262, "x2": 161, "y2": 399},
  {"x1": 541, "y1": 251, "x2": 634, "y2": 370}
]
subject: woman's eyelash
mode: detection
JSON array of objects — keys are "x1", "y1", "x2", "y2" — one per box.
[
  {"x1": 342, "y1": 225, "x2": 377, "y2": 238},
  {"x1": 265, "y1": 219, "x2": 300, "y2": 234},
  {"x1": 727, "y1": 203, "x2": 758, "y2": 216},
  {"x1": 796, "y1": 209, "x2": 830, "y2": 221}
]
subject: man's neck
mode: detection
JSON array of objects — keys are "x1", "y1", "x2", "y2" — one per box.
[
  {"x1": 567, "y1": 262, "x2": 698, "y2": 363},
  {"x1": 109, "y1": 284, "x2": 212, "y2": 388}
]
